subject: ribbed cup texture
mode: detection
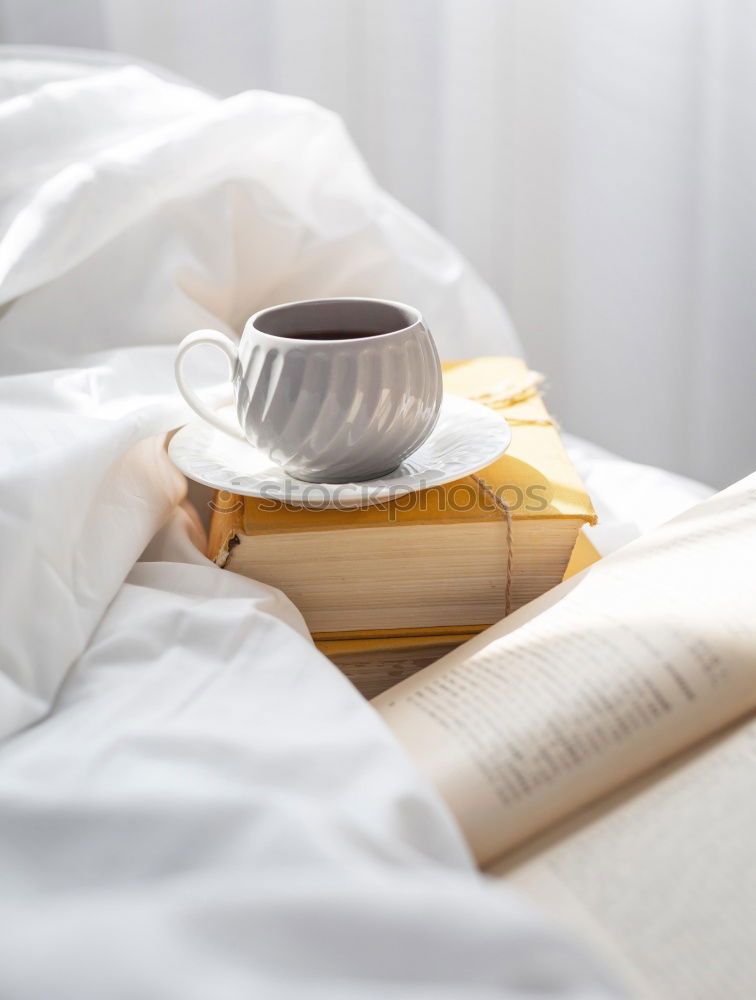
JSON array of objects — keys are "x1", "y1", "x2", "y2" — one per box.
[{"x1": 235, "y1": 324, "x2": 442, "y2": 482}]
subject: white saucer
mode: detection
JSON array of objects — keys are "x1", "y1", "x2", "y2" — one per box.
[{"x1": 168, "y1": 394, "x2": 511, "y2": 508}]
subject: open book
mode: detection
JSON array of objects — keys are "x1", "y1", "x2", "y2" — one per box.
[{"x1": 373, "y1": 474, "x2": 756, "y2": 999}]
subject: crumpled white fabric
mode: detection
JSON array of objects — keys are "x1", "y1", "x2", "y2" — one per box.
[{"x1": 0, "y1": 47, "x2": 701, "y2": 998}]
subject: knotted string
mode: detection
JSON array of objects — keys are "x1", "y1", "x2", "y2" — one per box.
[{"x1": 468, "y1": 369, "x2": 557, "y2": 428}]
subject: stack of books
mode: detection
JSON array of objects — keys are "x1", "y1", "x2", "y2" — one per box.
[{"x1": 208, "y1": 357, "x2": 597, "y2": 696}]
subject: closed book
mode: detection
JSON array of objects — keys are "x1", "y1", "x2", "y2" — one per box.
[{"x1": 208, "y1": 357, "x2": 596, "y2": 636}]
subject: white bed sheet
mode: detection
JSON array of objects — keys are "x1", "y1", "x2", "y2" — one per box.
[{"x1": 0, "y1": 48, "x2": 707, "y2": 998}]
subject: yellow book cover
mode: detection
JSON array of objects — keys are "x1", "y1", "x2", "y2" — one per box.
[
  {"x1": 562, "y1": 529, "x2": 602, "y2": 580},
  {"x1": 207, "y1": 357, "x2": 597, "y2": 635}
]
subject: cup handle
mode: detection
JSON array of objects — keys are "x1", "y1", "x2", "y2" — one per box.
[{"x1": 175, "y1": 330, "x2": 247, "y2": 441}]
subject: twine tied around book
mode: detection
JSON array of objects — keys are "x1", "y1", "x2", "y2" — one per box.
[
  {"x1": 470, "y1": 473, "x2": 513, "y2": 617},
  {"x1": 465, "y1": 367, "x2": 557, "y2": 616},
  {"x1": 468, "y1": 369, "x2": 557, "y2": 428}
]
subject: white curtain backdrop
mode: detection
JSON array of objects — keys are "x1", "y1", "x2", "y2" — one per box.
[{"x1": 1, "y1": 0, "x2": 754, "y2": 487}]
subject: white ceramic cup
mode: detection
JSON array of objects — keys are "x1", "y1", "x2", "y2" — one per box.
[{"x1": 175, "y1": 297, "x2": 443, "y2": 482}]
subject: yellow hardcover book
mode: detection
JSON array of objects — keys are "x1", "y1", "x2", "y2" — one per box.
[{"x1": 208, "y1": 358, "x2": 596, "y2": 635}]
